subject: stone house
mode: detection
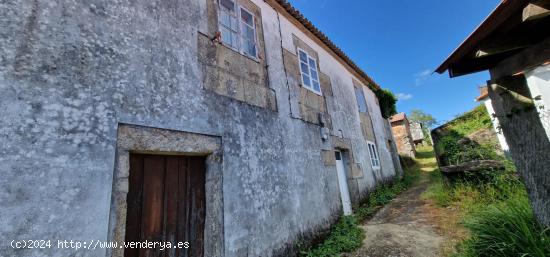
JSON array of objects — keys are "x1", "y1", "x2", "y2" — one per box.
[
  {"x1": 436, "y1": 0, "x2": 550, "y2": 226},
  {"x1": 409, "y1": 121, "x2": 425, "y2": 146},
  {"x1": 390, "y1": 113, "x2": 416, "y2": 158},
  {"x1": 0, "y1": 0, "x2": 402, "y2": 256}
]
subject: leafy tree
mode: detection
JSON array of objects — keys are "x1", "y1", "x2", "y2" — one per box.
[
  {"x1": 409, "y1": 109, "x2": 437, "y2": 128},
  {"x1": 409, "y1": 109, "x2": 437, "y2": 145}
]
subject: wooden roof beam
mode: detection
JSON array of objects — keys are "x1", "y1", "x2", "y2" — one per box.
[{"x1": 523, "y1": 0, "x2": 550, "y2": 22}]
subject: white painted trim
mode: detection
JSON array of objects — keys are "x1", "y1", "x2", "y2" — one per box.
[
  {"x1": 367, "y1": 140, "x2": 381, "y2": 170},
  {"x1": 296, "y1": 47, "x2": 323, "y2": 95}
]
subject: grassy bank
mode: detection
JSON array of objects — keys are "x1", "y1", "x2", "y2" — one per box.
[
  {"x1": 426, "y1": 105, "x2": 550, "y2": 256},
  {"x1": 423, "y1": 160, "x2": 550, "y2": 256},
  {"x1": 299, "y1": 160, "x2": 421, "y2": 257}
]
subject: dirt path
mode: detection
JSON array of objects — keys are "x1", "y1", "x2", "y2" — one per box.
[{"x1": 345, "y1": 148, "x2": 449, "y2": 257}]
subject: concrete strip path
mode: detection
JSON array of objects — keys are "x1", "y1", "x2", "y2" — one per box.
[{"x1": 345, "y1": 150, "x2": 445, "y2": 257}]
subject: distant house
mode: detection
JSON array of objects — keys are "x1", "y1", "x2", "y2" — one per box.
[
  {"x1": 409, "y1": 121, "x2": 425, "y2": 146},
  {"x1": 390, "y1": 113, "x2": 416, "y2": 158},
  {"x1": 475, "y1": 86, "x2": 510, "y2": 154},
  {"x1": 436, "y1": 0, "x2": 550, "y2": 226}
]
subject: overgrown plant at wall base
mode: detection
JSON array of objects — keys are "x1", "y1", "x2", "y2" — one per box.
[
  {"x1": 299, "y1": 164, "x2": 420, "y2": 257},
  {"x1": 375, "y1": 89, "x2": 397, "y2": 119}
]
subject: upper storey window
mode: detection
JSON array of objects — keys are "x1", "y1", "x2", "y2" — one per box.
[
  {"x1": 218, "y1": 0, "x2": 258, "y2": 59},
  {"x1": 298, "y1": 48, "x2": 321, "y2": 94},
  {"x1": 354, "y1": 86, "x2": 368, "y2": 113}
]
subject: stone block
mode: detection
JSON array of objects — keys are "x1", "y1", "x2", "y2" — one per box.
[
  {"x1": 351, "y1": 162, "x2": 364, "y2": 178},
  {"x1": 321, "y1": 150, "x2": 336, "y2": 166},
  {"x1": 226, "y1": 77, "x2": 245, "y2": 102},
  {"x1": 266, "y1": 89, "x2": 278, "y2": 112},
  {"x1": 244, "y1": 83, "x2": 267, "y2": 108},
  {"x1": 305, "y1": 91, "x2": 321, "y2": 110},
  {"x1": 319, "y1": 72, "x2": 333, "y2": 96}
]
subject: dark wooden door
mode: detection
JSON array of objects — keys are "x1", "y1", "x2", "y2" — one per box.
[{"x1": 125, "y1": 154, "x2": 206, "y2": 257}]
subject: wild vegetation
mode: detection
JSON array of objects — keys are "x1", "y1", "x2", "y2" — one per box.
[
  {"x1": 424, "y1": 106, "x2": 550, "y2": 257},
  {"x1": 409, "y1": 109, "x2": 437, "y2": 145},
  {"x1": 433, "y1": 105, "x2": 500, "y2": 165},
  {"x1": 375, "y1": 89, "x2": 397, "y2": 119},
  {"x1": 299, "y1": 161, "x2": 421, "y2": 257}
]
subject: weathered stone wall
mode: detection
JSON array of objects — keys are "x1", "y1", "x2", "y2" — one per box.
[
  {"x1": 0, "y1": 0, "x2": 399, "y2": 256},
  {"x1": 409, "y1": 122, "x2": 424, "y2": 143},
  {"x1": 487, "y1": 75, "x2": 550, "y2": 227},
  {"x1": 391, "y1": 121, "x2": 416, "y2": 158}
]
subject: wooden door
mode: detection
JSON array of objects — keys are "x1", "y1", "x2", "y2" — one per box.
[{"x1": 125, "y1": 154, "x2": 206, "y2": 257}]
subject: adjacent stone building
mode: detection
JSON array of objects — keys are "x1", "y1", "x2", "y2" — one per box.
[
  {"x1": 436, "y1": 0, "x2": 550, "y2": 226},
  {"x1": 409, "y1": 121, "x2": 425, "y2": 146},
  {"x1": 390, "y1": 113, "x2": 416, "y2": 158},
  {"x1": 0, "y1": 0, "x2": 402, "y2": 256}
]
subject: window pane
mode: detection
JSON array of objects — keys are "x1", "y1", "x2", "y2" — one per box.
[
  {"x1": 220, "y1": 0, "x2": 235, "y2": 11},
  {"x1": 221, "y1": 26, "x2": 231, "y2": 45},
  {"x1": 230, "y1": 16, "x2": 238, "y2": 30},
  {"x1": 308, "y1": 57, "x2": 316, "y2": 68},
  {"x1": 312, "y1": 81, "x2": 320, "y2": 92},
  {"x1": 242, "y1": 25, "x2": 255, "y2": 40},
  {"x1": 302, "y1": 74, "x2": 311, "y2": 87},
  {"x1": 310, "y1": 68, "x2": 318, "y2": 80},
  {"x1": 230, "y1": 31, "x2": 239, "y2": 48},
  {"x1": 299, "y1": 50, "x2": 308, "y2": 63},
  {"x1": 220, "y1": 11, "x2": 230, "y2": 26},
  {"x1": 300, "y1": 62, "x2": 310, "y2": 75},
  {"x1": 243, "y1": 40, "x2": 256, "y2": 57},
  {"x1": 240, "y1": 9, "x2": 254, "y2": 26}
]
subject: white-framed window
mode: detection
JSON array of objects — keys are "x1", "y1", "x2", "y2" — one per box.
[
  {"x1": 367, "y1": 141, "x2": 380, "y2": 170},
  {"x1": 297, "y1": 48, "x2": 322, "y2": 94},
  {"x1": 218, "y1": 0, "x2": 258, "y2": 59}
]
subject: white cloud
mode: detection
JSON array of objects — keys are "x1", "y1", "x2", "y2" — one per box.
[
  {"x1": 415, "y1": 69, "x2": 432, "y2": 86},
  {"x1": 397, "y1": 93, "x2": 413, "y2": 101}
]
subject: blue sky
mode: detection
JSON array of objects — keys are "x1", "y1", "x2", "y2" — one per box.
[{"x1": 287, "y1": 0, "x2": 500, "y2": 125}]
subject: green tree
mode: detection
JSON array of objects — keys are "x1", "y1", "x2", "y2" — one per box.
[
  {"x1": 409, "y1": 109, "x2": 437, "y2": 128},
  {"x1": 409, "y1": 109, "x2": 436, "y2": 145}
]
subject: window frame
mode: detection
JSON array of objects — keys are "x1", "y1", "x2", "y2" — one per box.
[
  {"x1": 367, "y1": 141, "x2": 380, "y2": 170},
  {"x1": 218, "y1": 0, "x2": 240, "y2": 51},
  {"x1": 238, "y1": 6, "x2": 258, "y2": 59},
  {"x1": 217, "y1": 0, "x2": 259, "y2": 60},
  {"x1": 297, "y1": 48, "x2": 322, "y2": 95}
]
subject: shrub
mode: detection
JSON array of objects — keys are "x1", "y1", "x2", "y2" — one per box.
[{"x1": 299, "y1": 216, "x2": 364, "y2": 257}]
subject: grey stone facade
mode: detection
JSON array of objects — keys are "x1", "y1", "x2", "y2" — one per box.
[{"x1": 0, "y1": 0, "x2": 400, "y2": 256}]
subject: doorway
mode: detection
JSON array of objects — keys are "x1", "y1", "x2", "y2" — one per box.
[
  {"x1": 125, "y1": 154, "x2": 206, "y2": 257},
  {"x1": 335, "y1": 150, "x2": 352, "y2": 215}
]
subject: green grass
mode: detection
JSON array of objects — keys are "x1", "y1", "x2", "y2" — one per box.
[
  {"x1": 422, "y1": 159, "x2": 550, "y2": 256},
  {"x1": 457, "y1": 196, "x2": 550, "y2": 257},
  {"x1": 299, "y1": 160, "x2": 421, "y2": 257}
]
